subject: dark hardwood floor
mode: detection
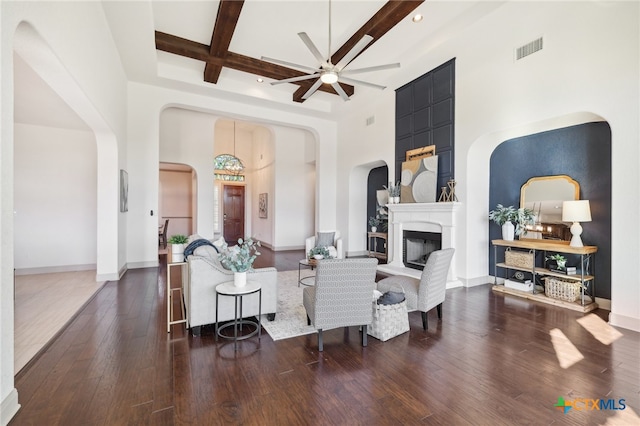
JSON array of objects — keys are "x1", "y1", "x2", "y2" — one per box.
[{"x1": 11, "y1": 247, "x2": 640, "y2": 425}]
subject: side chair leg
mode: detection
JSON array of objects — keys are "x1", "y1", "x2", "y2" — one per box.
[
  {"x1": 307, "y1": 315, "x2": 311, "y2": 326},
  {"x1": 318, "y1": 329, "x2": 323, "y2": 352},
  {"x1": 437, "y1": 303, "x2": 443, "y2": 319},
  {"x1": 362, "y1": 325, "x2": 368, "y2": 347},
  {"x1": 421, "y1": 312, "x2": 428, "y2": 330}
]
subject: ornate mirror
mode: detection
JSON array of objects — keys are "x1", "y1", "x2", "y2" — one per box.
[{"x1": 520, "y1": 175, "x2": 579, "y2": 240}]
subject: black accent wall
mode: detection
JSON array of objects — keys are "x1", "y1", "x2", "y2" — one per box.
[
  {"x1": 489, "y1": 122, "x2": 612, "y2": 299},
  {"x1": 367, "y1": 165, "x2": 389, "y2": 232},
  {"x1": 395, "y1": 59, "x2": 455, "y2": 190}
]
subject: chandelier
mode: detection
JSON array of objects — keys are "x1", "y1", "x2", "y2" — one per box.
[{"x1": 214, "y1": 121, "x2": 244, "y2": 176}]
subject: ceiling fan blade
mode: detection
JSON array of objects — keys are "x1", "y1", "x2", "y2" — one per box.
[
  {"x1": 302, "y1": 78, "x2": 323, "y2": 100},
  {"x1": 331, "y1": 82, "x2": 350, "y2": 102},
  {"x1": 260, "y1": 56, "x2": 319, "y2": 74},
  {"x1": 341, "y1": 63, "x2": 400, "y2": 75},
  {"x1": 298, "y1": 32, "x2": 328, "y2": 66},
  {"x1": 338, "y1": 76, "x2": 386, "y2": 90},
  {"x1": 270, "y1": 74, "x2": 320, "y2": 85},
  {"x1": 335, "y1": 34, "x2": 373, "y2": 70}
]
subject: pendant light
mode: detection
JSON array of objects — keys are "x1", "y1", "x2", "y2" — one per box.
[{"x1": 214, "y1": 121, "x2": 245, "y2": 176}]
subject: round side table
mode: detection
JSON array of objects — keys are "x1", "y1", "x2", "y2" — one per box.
[
  {"x1": 215, "y1": 281, "x2": 262, "y2": 351},
  {"x1": 298, "y1": 259, "x2": 316, "y2": 287}
]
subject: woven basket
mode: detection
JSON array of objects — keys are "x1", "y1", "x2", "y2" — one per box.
[
  {"x1": 368, "y1": 300, "x2": 410, "y2": 342},
  {"x1": 544, "y1": 277, "x2": 581, "y2": 302},
  {"x1": 505, "y1": 248, "x2": 534, "y2": 269}
]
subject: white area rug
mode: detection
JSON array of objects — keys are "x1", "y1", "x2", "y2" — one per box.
[{"x1": 260, "y1": 269, "x2": 317, "y2": 341}]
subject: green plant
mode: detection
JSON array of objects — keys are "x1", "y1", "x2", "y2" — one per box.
[
  {"x1": 369, "y1": 216, "x2": 381, "y2": 228},
  {"x1": 168, "y1": 234, "x2": 188, "y2": 244},
  {"x1": 308, "y1": 246, "x2": 330, "y2": 259},
  {"x1": 515, "y1": 207, "x2": 535, "y2": 236},
  {"x1": 546, "y1": 253, "x2": 567, "y2": 270},
  {"x1": 488, "y1": 204, "x2": 517, "y2": 226},
  {"x1": 219, "y1": 237, "x2": 261, "y2": 272},
  {"x1": 384, "y1": 181, "x2": 401, "y2": 198}
]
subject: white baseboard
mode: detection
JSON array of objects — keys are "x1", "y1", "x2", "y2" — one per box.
[
  {"x1": 96, "y1": 272, "x2": 119, "y2": 281},
  {"x1": 609, "y1": 312, "x2": 640, "y2": 332},
  {"x1": 463, "y1": 276, "x2": 493, "y2": 288},
  {"x1": 1, "y1": 388, "x2": 20, "y2": 426},
  {"x1": 126, "y1": 261, "x2": 158, "y2": 270},
  {"x1": 595, "y1": 297, "x2": 611, "y2": 311},
  {"x1": 346, "y1": 250, "x2": 368, "y2": 257},
  {"x1": 14, "y1": 263, "x2": 96, "y2": 276},
  {"x1": 270, "y1": 245, "x2": 305, "y2": 251}
]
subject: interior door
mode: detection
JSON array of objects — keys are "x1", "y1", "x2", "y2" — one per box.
[{"x1": 223, "y1": 185, "x2": 245, "y2": 243}]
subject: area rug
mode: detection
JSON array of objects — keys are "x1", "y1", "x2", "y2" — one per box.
[{"x1": 260, "y1": 269, "x2": 317, "y2": 341}]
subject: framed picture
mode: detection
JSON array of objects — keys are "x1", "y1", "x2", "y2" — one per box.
[
  {"x1": 120, "y1": 169, "x2": 128, "y2": 212},
  {"x1": 258, "y1": 193, "x2": 268, "y2": 218}
]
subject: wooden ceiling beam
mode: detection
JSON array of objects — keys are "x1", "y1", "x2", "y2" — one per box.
[
  {"x1": 292, "y1": 81, "x2": 354, "y2": 103},
  {"x1": 155, "y1": 32, "x2": 355, "y2": 96},
  {"x1": 330, "y1": 0, "x2": 424, "y2": 67},
  {"x1": 204, "y1": 0, "x2": 245, "y2": 83}
]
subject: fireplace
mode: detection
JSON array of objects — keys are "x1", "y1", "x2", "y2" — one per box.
[
  {"x1": 378, "y1": 202, "x2": 462, "y2": 288},
  {"x1": 403, "y1": 230, "x2": 442, "y2": 271}
]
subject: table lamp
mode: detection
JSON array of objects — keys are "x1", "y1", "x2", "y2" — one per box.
[{"x1": 562, "y1": 200, "x2": 592, "y2": 247}]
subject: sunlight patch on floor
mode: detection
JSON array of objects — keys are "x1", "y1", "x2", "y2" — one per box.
[
  {"x1": 576, "y1": 314, "x2": 623, "y2": 345},
  {"x1": 602, "y1": 405, "x2": 640, "y2": 425},
  {"x1": 549, "y1": 328, "x2": 584, "y2": 369}
]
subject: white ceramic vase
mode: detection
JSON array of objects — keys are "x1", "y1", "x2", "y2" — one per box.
[
  {"x1": 393, "y1": 196, "x2": 400, "y2": 204},
  {"x1": 234, "y1": 271, "x2": 247, "y2": 288},
  {"x1": 171, "y1": 243, "x2": 184, "y2": 255},
  {"x1": 502, "y1": 222, "x2": 515, "y2": 241},
  {"x1": 371, "y1": 226, "x2": 377, "y2": 233}
]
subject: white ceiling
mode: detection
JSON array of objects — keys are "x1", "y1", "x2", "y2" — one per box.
[{"x1": 14, "y1": 1, "x2": 501, "y2": 129}]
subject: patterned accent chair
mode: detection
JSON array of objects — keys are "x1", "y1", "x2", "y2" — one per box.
[
  {"x1": 302, "y1": 258, "x2": 378, "y2": 351},
  {"x1": 376, "y1": 248, "x2": 454, "y2": 330}
]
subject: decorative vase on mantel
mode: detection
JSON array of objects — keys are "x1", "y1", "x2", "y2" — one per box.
[
  {"x1": 502, "y1": 222, "x2": 515, "y2": 241},
  {"x1": 234, "y1": 271, "x2": 247, "y2": 288}
]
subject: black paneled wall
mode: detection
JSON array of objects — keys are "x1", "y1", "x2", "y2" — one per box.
[{"x1": 395, "y1": 59, "x2": 455, "y2": 190}]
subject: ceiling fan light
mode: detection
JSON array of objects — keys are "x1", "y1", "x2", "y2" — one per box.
[{"x1": 320, "y1": 70, "x2": 339, "y2": 84}]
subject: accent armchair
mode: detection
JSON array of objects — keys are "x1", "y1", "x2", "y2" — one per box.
[
  {"x1": 305, "y1": 231, "x2": 344, "y2": 259},
  {"x1": 302, "y1": 258, "x2": 378, "y2": 351},
  {"x1": 376, "y1": 248, "x2": 454, "y2": 330}
]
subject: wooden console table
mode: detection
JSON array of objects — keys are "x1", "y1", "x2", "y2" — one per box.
[
  {"x1": 368, "y1": 232, "x2": 387, "y2": 262},
  {"x1": 492, "y1": 239, "x2": 598, "y2": 312}
]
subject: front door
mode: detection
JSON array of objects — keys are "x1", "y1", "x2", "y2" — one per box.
[{"x1": 223, "y1": 185, "x2": 245, "y2": 243}]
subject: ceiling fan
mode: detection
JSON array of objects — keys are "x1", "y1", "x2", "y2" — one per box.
[{"x1": 261, "y1": 0, "x2": 400, "y2": 101}]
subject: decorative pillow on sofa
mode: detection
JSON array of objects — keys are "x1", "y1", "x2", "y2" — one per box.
[
  {"x1": 211, "y1": 236, "x2": 226, "y2": 251},
  {"x1": 315, "y1": 232, "x2": 335, "y2": 248}
]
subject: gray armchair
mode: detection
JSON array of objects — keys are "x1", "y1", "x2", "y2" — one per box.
[
  {"x1": 376, "y1": 248, "x2": 454, "y2": 330},
  {"x1": 302, "y1": 258, "x2": 378, "y2": 351}
]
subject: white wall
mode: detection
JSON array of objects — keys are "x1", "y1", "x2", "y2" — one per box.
[
  {"x1": 2, "y1": 2, "x2": 127, "y2": 422},
  {"x1": 273, "y1": 126, "x2": 315, "y2": 249},
  {"x1": 14, "y1": 124, "x2": 97, "y2": 272},
  {"x1": 335, "y1": 1, "x2": 640, "y2": 331},
  {"x1": 251, "y1": 126, "x2": 275, "y2": 245}
]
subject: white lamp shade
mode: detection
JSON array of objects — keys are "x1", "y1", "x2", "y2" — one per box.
[{"x1": 562, "y1": 200, "x2": 592, "y2": 222}]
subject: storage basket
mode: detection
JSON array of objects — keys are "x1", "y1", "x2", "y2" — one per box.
[
  {"x1": 544, "y1": 277, "x2": 581, "y2": 302},
  {"x1": 368, "y1": 299, "x2": 410, "y2": 342},
  {"x1": 505, "y1": 248, "x2": 534, "y2": 269}
]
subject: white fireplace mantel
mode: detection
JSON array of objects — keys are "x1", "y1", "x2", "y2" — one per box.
[{"x1": 378, "y1": 202, "x2": 462, "y2": 288}]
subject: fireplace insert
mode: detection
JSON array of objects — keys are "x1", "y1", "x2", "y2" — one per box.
[{"x1": 403, "y1": 230, "x2": 442, "y2": 271}]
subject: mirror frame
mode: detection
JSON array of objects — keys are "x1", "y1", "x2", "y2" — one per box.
[
  {"x1": 520, "y1": 175, "x2": 580, "y2": 208},
  {"x1": 520, "y1": 175, "x2": 580, "y2": 242}
]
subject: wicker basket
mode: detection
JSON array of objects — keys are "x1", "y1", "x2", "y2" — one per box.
[
  {"x1": 368, "y1": 300, "x2": 410, "y2": 342},
  {"x1": 544, "y1": 277, "x2": 581, "y2": 302},
  {"x1": 505, "y1": 248, "x2": 534, "y2": 269}
]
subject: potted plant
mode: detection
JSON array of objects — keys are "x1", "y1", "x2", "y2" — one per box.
[
  {"x1": 514, "y1": 207, "x2": 535, "y2": 237},
  {"x1": 369, "y1": 216, "x2": 382, "y2": 232},
  {"x1": 546, "y1": 253, "x2": 567, "y2": 270},
  {"x1": 489, "y1": 204, "x2": 517, "y2": 241},
  {"x1": 168, "y1": 234, "x2": 188, "y2": 256},
  {"x1": 384, "y1": 181, "x2": 401, "y2": 204},
  {"x1": 219, "y1": 237, "x2": 261, "y2": 287},
  {"x1": 308, "y1": 246, "x2": 330, "y2": 260}
]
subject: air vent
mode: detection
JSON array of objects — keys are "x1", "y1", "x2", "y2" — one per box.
[
  {"x1": 366, "y1": 116, "x2": 375, "y2": 126},
  {"x1": 516, "y1": 37, "x2": 543, "y2": 61}
]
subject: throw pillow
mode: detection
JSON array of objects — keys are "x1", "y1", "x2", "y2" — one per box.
[
  {"x1": 211, "y1": 236, "x2": 226, "y2": 251},
  {"x1": 315, "y1": 232, "x2": 335, "y2": 248}
]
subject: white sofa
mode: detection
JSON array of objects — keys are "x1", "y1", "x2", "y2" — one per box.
[
  {"x1": 305, "y1": 231, "x2": 344, "y2": 259},
  {"x1": 185, "y1": 237, "x2": 278, "y2": 335}
]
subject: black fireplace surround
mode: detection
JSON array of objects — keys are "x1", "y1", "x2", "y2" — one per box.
[{"x1": 403, "y1": 230, "x2": 442, "y2": 271}]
